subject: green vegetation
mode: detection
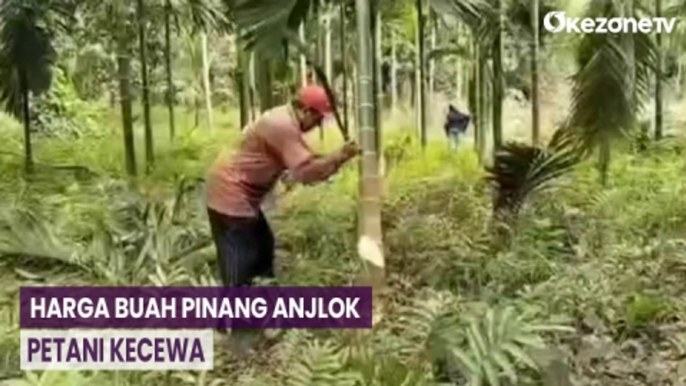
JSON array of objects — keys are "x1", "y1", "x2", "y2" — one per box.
[{"x1": 2, "y1": 0, "x2": 686, "y2": 384}]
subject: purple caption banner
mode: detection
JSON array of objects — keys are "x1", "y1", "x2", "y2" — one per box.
[{"x1": 20, "y1": 286, "x2": 373, "y2": 329}]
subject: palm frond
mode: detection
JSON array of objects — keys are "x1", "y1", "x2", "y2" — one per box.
[
  {"x1": 187, "y1": 0, "x2": 230, "y2": 34},
  {"x1": 447, "y1": 304, "x2": 574, "y2": 385},
  {"x1": 486, "y1": 130, "x2": 583, "y2": 216},
  {"x1": 0, "y1": 0, "x2": 63, "y2": 117},
  {"x1": 565, "y1": 0, "x2": 657, "y2": 153},
  {"x1": 233, "y1": 0, "x2": 310, "y2": 55},
  {"x1": 430, "y1": 0, "x2": 490, "y2": 30}
]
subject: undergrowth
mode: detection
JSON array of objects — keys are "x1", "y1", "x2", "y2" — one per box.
[{"x1": 2, "y1": 112, "x2": 686, "y2": 385}]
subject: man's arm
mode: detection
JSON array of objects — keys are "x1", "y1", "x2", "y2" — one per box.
[
  {"x1": 262, "y1": 123, "x2": 353, "y2": 185},
  {"x1": 289, "y1": 151, "x2": 348, "y2": 184}
]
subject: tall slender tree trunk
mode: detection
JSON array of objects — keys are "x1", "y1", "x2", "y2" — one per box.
[
  {"x1": 373, "y1": 8, "x2": 382, "y2": 153},
  {"x1": 391, "y1": 29, "x2": 398, "y2": 113},
  {"x1": 249, "y1": 52, "x2": 257, "y2": 119},
  {"x1": 164, "y1": 0, "x2": 175, "y2": 141},
  {"x1": 492, "y1": 0, "x2": 503, "y2": 150},
  {"x1": 429, "y1": 11, "x2": 436, "y2": 106},
  {"x1": 340, "y1": 4, "x2": 348, "y2": 130},
  {"x1": 255, "y1": 54, "x2": 275, "y2": 112},
  {"x1": 325, "y1": 12, "x2": 333, "y2": 83},
  {"x1": 137, "y1": 0, "x2": 154, "y2": 173},
  {"x1": 324, "y1": 8, "x2": 333, "y2": 142},
  {"x1": 455, "y1": 24, "x2": 461, "y2": 101},
  {"x1": 676, "y1": 58, "x2": 682, "y2": 98},
  {"x1": 235, "y1": 34, "x2": 249, "y2": 129},
  {"x1": 655, "y1": 0, "x2": 663, "y2": 140},
  {"x1": 355, "y1": 0, "x2": 385, "y2": 313},
  {"x1": 200, "y1": 32, "x2": 214, "y2": 130},
  {"x1": 117, "y1": 39, "x2": 137, "y2": 178},
  {"x1": 531, "y1": 0, "x2": 540, "y2": 146},
  {"x1": 19, "y1": 72, "x2": 33, "y2": 175},
  {"x1": 416, "y1": 0, "x2": 426, "y2": 147},
  {"x1": 352, "y1": 63, "x2": 358, "y2": 132},
  {"x1": 299, "y1": 22, "x2": 308, "y2": 86},
  {"x1": 475, "y1": 44, "x2": 486, "y2": 162},
  {"x1": 317, "y1": 4, "x2": 325, "y2": 141},
  {"x1": 599, "y1": 133, "x2": 610, "y2": 187}
]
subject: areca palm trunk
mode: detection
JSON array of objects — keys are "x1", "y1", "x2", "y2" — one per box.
[
  {"x1": 164, "y1": 0, "x2": 175, "y2": 141},
  {"x1": 299, "y1": 22, "x2": 307, "y2": 86},
  {"x1": 340, "y1": 4, "x2": 348, "y2": 130},
  {"x1": 201, "y1": 32, "x2": 213, "y2": 130},
  {"x1": 492, "y1": 0, "x2": 503, "y2": 150},
  {"x1": 429, "y1": 11, "x2": 436, "y2": 103},
  {"x1": 235, "y1": 34, "x2": 249, "y2": 129},
  {"x1": 137, "y1": 0, "x2": 154, "y2": 173},
  {"x1": 355, "y1": 0, "x2": 385, "y2": 297},
  {"x1": 416, "y1": 0, "x2": 426, "y2": 147},
  {"x1": 255, "y1": 55, "x2": 275, "y2": 112},
  {"x1": 249, "y1": 52, "x2": 257, "y2": 120},
  {"x1": 391, "y1": 28, "x2": 397, "y2": 113},
  {"x1": 476, "y1": 43, "x2": 486, "y2": 161},
  {"x1": 19, "y1": 71, "x2": 33, "y2": 175},
  {"x1": 455, "y1": 24, "x2": 461, "y2": 101},
  {"x1": 531, "y1": 0, "x2": 540, "y2": 146},
  {"x1": 116, "y1": 36, "x2": 137, "y2": 178},
  {"x1": 325, "y1": 12, "x2": 332, "y2": 84},
  {"x1": 374, "y1": 8, "x2": 382, "y2": 153},
  {"x1": 655, "y1": 0, "x2": 663, "y2": 140}
]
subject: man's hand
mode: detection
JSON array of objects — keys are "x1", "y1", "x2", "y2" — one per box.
[{"x1": 340, "y1": 141, "x2": 361, "y2": 161}]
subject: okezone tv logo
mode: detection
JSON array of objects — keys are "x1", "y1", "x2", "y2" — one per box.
[{"x1": 543, "y1": 11, "x2": 678, "y2": 34}]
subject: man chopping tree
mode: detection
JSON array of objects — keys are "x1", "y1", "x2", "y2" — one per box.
[{"x1": 205, "y1": 84, "x2": 360, "y2": 289}]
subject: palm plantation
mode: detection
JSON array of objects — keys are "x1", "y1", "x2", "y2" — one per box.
[{"x1": 2, "y1": 0, "x2": 686, "y2": 384}]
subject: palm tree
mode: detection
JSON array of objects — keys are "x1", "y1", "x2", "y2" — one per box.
[
  {"x1": 356, "y1": 0, "x2": 385, "y2": 306},
  {"x1": 565, "y1": 0, "x2": 656, "y2": 186},
  {"x1": 0, "y1": 0, "x2": 71, "y2": 175}
]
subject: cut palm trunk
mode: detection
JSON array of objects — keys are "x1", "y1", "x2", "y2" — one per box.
[
  {"x1": 373, "y1": 7, "x2": 382, "y2": 154},
  {"x1": 355, "y1": 0, "x2": 385, "y2": 311}
]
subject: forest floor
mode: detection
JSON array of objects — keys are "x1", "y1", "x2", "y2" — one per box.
[{"x1": 2, "y1": 82, "x2": 686, "y2": 385}]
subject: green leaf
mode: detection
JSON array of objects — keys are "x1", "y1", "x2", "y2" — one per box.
[
  {"x1": 502, "y1": 342, "x2": 538, "y2": 370},
  {"x1": 469, "y1": 319, "x2": 488, "y2": 355},
  {"x1": 483, "y1": 359, "x2": 501, "y2": 386},
  {"x1": 492, "y1": 350, "x2": 517, "y2": 383},
  {"x1": 451, "y1": 347, "x2": 479, "y2": 374}
]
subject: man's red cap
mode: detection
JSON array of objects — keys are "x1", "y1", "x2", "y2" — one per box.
[{"x1": 297, "y1": 84, "x2": 333, "y2": 116}]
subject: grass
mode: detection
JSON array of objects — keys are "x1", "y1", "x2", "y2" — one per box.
[{"x1": 2, "y1": 92, "x2": 686, "y2": 385}]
